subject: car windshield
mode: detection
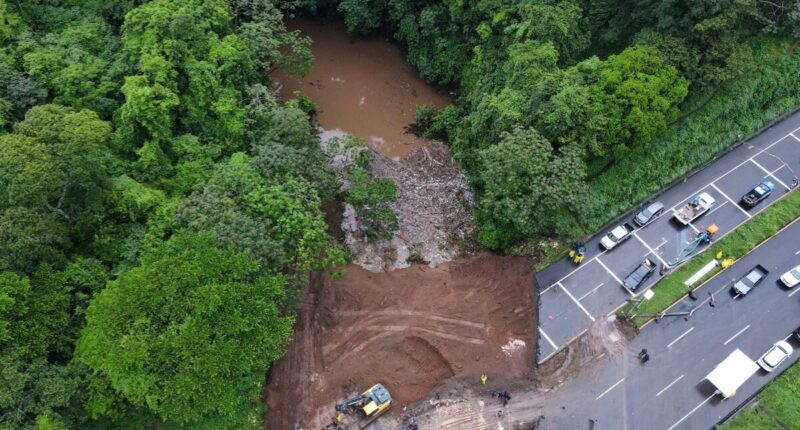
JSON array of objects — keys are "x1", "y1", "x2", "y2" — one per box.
[
  {"x1": 764, "y1": 348, "x2": 786, "y2": 367},
  {"x1": 640, "y1": 208, "x2": 652, "y2": 218},
  {"x1": 791, "y1": 269, "x2": 800, "y2": 279}
]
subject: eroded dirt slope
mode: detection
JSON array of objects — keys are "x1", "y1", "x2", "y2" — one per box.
[{"x1": 263, "y1": 255, "x2": 535, "y2": 429}]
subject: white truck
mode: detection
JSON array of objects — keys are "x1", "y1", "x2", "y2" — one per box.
[
  {"x1": 674, "y1": 192, "x2": 716, "y2": 225},
  {"x1": 705, "y1": 349, "x2": 759, "y2": 399}
]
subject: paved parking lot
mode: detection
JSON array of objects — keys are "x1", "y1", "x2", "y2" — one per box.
[{"x1": 535, "y1": 115, "x2": 800, "y2": 364}]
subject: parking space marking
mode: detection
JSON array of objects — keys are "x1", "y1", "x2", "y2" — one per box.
[
  {"x1": 656, "y1": 374, "x2": 685, "y2": 397},
  {"x1": 633, "y1": 232, "x2": 668, "y2": 266},
  {"x1": 538, "y1": 327, "x2": 558, "y2": 350},
  {"x1": 667, "y1": 393, "x2": 716, "y2": 430},
  {"x1": 557, "y1": 282, "x2": 595, "y2": 322},
  {"x1": 578, "y1": 283, "x2": 605, "y2": 301},
  {"x1": 723, "y1": 324, "x2": 751, "y2": 346},
  {"x1": 595, "y1": 378, "x2": 625, "y2": 401},
  {"x1": 537, "y1": 126, "x2": 800, "y2": 365},
  {"x1": 667, "y1": 326, "x2": 695, "y2": 348},
  {"x1": 595, "y1": 257, "x2": 623, "y2": 285},
  {"x1": 710, "y1": 182, "x2": 751, "y2": 218},
  {"x1": 704, "y1": 200, "x2": 728, "y2": 217},
  {"x1": 750, "y1": 158, "x2": 791, "y2": 190},
  {"x1": 668, "y1": 126, "x2": 800, "y2": 217},
  {"x1": 795, "y1": 249, "x2": 800, "y2": 255},
  {"x1": 789, "y1": 287, "x2": 800, "y2": 298}
]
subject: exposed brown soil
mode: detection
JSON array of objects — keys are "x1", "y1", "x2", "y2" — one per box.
[
  {"x1": 272, "y1": 19, "x2": 451, "y2": 160},
  {"x1": 263, "y1": 255, "x2": 536, "y2": 429}
]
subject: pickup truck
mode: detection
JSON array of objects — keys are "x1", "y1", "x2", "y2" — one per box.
[
  {"x1": 600, "y1": 222, "x2": 635, "y2": 251},
  {"x1": 674, "y1": 192, "x2": 716, "y2": 225},
  {"x1": 623, "y1": 258, "x2": 657, "y2": 292},
  {"x1": 741, "y1": 180, "x2": 774, "y2": 207},
  {"x1": 731, "y1": 264, "x2": 769, "y2": 296}
]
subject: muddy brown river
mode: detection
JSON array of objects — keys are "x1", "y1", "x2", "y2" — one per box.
[{"x1": 273, "y1": 19, "x2": 451, "y2": 159}]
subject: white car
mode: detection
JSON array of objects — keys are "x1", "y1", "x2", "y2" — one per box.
[
  {"x1": 756, "y1": 341, "x2": 794, "y2": 372},
  {"x1": 780, "y1": 264, "x2": 800, "y2": 288}
]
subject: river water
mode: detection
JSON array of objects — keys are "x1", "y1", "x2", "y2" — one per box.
[{"x1": 272, "y1": 19, "x2": 451, "y2": 159}]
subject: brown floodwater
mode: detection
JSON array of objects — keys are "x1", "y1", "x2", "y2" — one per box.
[{"x1": 272, "y1": 19, "x2": 451, "y2": 159}]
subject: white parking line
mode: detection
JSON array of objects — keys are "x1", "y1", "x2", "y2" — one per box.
[
  {"x1": 595, "y1": 257, "x2": 623, "y2": 285},
  {"x1": 723, "y1": 324, "x2": 751, "y2": 345},
  {"x1": 710, "y1": 182, "x2": 751, "y2": 218},
  {"x1": 633, "y1": 232, "x2": 669, "y2": 266},
  {"x1": 595, "y1": 378, "x2": 625, "y2": 401},
  {"x1": 557, "y1": 282, "x2": 595, "y2": 322},
  {"x1": 750, "y1": 158, "x2": 791, "y2": 190},
  {"x1": 667, "y1": 327, "x2": 695, "y2": 348},
  {"x1": 578, "y1": 283, "x2": 605, "y2": 301},
  {"x1": 687, "y1": 221, "x2": 700, "y2": 234},
  {"x1": 538, "y1": 327, "x2": 558, "y2": 350},
  {"x1": 668, "y1": 127, "x2": 800, "y2": 217},
  {"x1": 789, "y1": 287, "x2": 800, "y2": 298},
  {"x1": 704, "y1": 200, "x2": 728, "y2": 217},
  {"x1": 656, "y1": 374, "x2": 685, "y2": 397},
  {"x1": 795, "y1": 249, "x2": 800, "y2": 255},
  {"x1": 667, "y1": 393, "x2": 716, "y2": 430}
]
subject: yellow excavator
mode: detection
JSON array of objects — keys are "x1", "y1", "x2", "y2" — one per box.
[{"x1": 335, "y1": 384, "x2": 392, "y2": 428}]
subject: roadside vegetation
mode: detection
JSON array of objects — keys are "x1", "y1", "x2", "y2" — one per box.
[
  {"x1": 621, "y1": 190, "x2": 800, "y2": 326},
  {"x1": 722, "y1": 360, "x2": 800, "y2": 429}
]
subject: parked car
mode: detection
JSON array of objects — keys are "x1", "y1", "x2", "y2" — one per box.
[
  {"x1": 623, "y1": 258, "x2": 657, "y2": 292},
  {"x1": 731, "y1": 265, "x2": 769, "y2": 296},
  {"x1": 793, "y1": 326, "x2": 800, "y2": 343},
  {"x1": 780, "y1": 264, "x2": 800, "y2": 288},
  {"x1": 633, "y1": 201, "x2": 665, "y2": 227},
  {"x1": 600, "y1": 222, "x2": 635, "y2": 251},
  {"x1": 756, "y1": 341, "x2": 794, "y2": 372},
  {"x1": 741, "y1": 180, "x2": 775, "y2": 207}
]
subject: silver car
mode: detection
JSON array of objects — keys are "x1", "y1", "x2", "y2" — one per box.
[{"x1": 634, "y1": 201, "x2": 665, "y2": 227}]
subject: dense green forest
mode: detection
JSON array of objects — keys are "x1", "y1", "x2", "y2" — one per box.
[{"x1": 1, "y1": 0, "x2": 799, "y2": 429}]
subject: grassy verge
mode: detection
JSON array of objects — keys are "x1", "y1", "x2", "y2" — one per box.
[
  {"x1": 722, "y1": 361, "x2": 800, "y2": 429},
  {"x1": 586, "y1": 36, "x2": 800, "y2": 232},
  {"x1": 620, "y1": 189, "x2": 800, "y2": 326}
]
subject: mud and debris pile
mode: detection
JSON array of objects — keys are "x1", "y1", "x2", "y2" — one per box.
[
  {"x1": 321, "y1": 130, "x2": 477, "y2": 272},
  {"x1": 263, "y1": 255, "x2": 535, "y2": 429}
]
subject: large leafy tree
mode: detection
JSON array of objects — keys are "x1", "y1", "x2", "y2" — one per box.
[
  {"x1": 477, "y1": 126, "x2": 594, "y2": 248},
  {"x1": 75, "y1": 232, "x2": 294, "y2": 426},
  {"x1": 0, "y1": 105, "x2": 112, "y2": 271},
  {"x1": 178, "y1": 152, "x2": 344, "y2": 276}
]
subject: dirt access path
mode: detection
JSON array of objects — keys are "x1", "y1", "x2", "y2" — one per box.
[{"x1": 263, "y1": 255, "x2": 537, "y2": 429}]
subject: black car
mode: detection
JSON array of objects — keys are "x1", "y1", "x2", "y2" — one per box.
[
  {"x1": 793, "y1": 326, "x2": 800, "y2": 343},
  {"x1": 623, "y1": 258, "x2": 657, "y2": 292},
  {"x1": 741, "y1": 180, "x2": 774, "y2": 207}
]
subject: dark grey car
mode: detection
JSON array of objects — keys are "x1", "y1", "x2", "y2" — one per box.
[
  {"x1": 623, "y1": 258, "x2": 657, "y2": 292},
  {"x1": 633, "y1": 201, "x2": 665, "y2": 227}
]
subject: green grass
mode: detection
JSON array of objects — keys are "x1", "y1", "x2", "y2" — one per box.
[
  {"x1": 722, "y1": 361, "x2": 800, "y2": 429},
  {"x1": 586, "y1": 36, "x2": 800, "y2": 232},
  {"x1": 621, "y1": 190, "x2": 800, "y2": 326}
]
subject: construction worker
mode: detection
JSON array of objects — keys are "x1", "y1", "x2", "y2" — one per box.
[{"x1": 481, "y1": 374, "x2": 487, "y2": 385}]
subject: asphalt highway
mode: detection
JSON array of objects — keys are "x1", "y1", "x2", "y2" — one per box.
[
  {"x1": 535, "y1": 111, "x2": 800, "y2": 364},
  {"x1": 537, "y1": 217, "x2": 800, "y2": 430}
]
